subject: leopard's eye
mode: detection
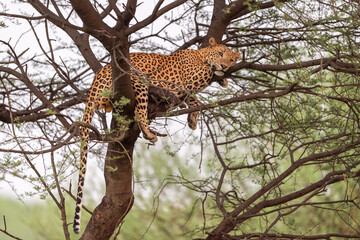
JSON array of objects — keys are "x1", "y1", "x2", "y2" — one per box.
[{"x1": 218, "y1": 52, "x2": 223, "y2": 57}]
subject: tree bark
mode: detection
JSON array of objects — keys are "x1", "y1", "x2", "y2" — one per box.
[
  {"x1": 79, "y1": 30, "x2": 136, "y2": 239},
  {"x1": 80, "y1": 124, "x2": 139, "y2": 239}
]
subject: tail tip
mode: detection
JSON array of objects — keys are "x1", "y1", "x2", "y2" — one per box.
[{"x1": 73, "y1": 223, "x2": 80, "y2": 234}]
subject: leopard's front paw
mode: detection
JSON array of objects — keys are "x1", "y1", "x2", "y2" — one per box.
[
  {"x1": 143, "y1": 132, "x2": 158, "y2": 143},
  {"x1": 187, "y1": 112, "x2": 198, "y2": 130},
  {"x1": 218, "y1": 78, "x2": 228, "y2": 88}
]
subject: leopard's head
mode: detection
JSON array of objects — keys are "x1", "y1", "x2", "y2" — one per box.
[{"x1": 203, "y1": 37, "x2": 241, "y2": 77}]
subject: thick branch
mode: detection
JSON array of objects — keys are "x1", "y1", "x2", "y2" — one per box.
[
  {"x1": 224, "y1": 233, "x2": 360, "y2": 239},
  {"x1": 0, "y1": 64, "x2": 71, "y2": 129},
  {"x1": 228, "y1": 0, "x2": 292, "y2": 21},
  {"x1": 27, "y1": 0, "x2": 101, "y2": 71},
  {"x1": 69, "y1": 0, "x2": 118, "y2": 49},
  {"x1": 248, "y1": 57, "x2": 337, "y2": 72},
  {"x1": 157, "y1": 84, "x2": 297, "y2": 118},
  {"x1": 27, "y1": 0, "x2": 83, "y2": 30},
  {"x1": 206, "y1": 0, "x2": 292, "y2": 43},
  {"x1": 121, "y1": 0, "x2": 138, "y2": 27},
  {"x1": 0, "y1": 94, "x2": 82, "y2": 123}
]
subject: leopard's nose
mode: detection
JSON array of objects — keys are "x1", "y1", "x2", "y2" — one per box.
[{"x1": 221, "y1": 64, "x2": 228, "y2": 69}]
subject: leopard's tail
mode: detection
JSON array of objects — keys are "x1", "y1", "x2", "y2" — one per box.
[
  {"x1": 73, "y1": 65, "x2": 112, "y2": 234},
  {"x1": 73, "y1": 106, "x2": 95, "y2": 234}
]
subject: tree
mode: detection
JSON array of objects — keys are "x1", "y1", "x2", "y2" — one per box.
[{"x1": 0, "y1": 0, "x2": 360, "y2": 239}]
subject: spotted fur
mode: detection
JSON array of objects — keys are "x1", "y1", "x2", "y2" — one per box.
[{"x1": 73, "y1": 38, "x2": 240, "y2": 234}]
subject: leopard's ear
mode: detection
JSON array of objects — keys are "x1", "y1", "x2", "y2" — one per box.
[
  {"x1": 234, "y1": 51, "x2": 241, "y2": 60},
  {"x1": 209, "y1": 37, "x2": 217, "y2": 46}
]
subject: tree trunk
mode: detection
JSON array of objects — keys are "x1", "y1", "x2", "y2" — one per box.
[
  {"x1": 80, "y1": 37, "x2": 138, "y2": 239},
  {"x1": 80, "y1": 124, "x2": 139, "y2": 239}
]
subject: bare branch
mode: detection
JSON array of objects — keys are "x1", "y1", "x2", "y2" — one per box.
[{"x1": 125, "y1": 0, "x2": 186, "y2": 35}]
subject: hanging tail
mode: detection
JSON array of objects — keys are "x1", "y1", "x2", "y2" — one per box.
[
  {"x1": 73, "y1": 65, "x2": 112, "y2": 234},
  {"x1": 73, "y1": 110, "x2": 94, "y2": 234}
]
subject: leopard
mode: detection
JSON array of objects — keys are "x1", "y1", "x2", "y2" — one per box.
[{"x1": 73, "y1": 37, "x2": 240, "y2": 234}]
